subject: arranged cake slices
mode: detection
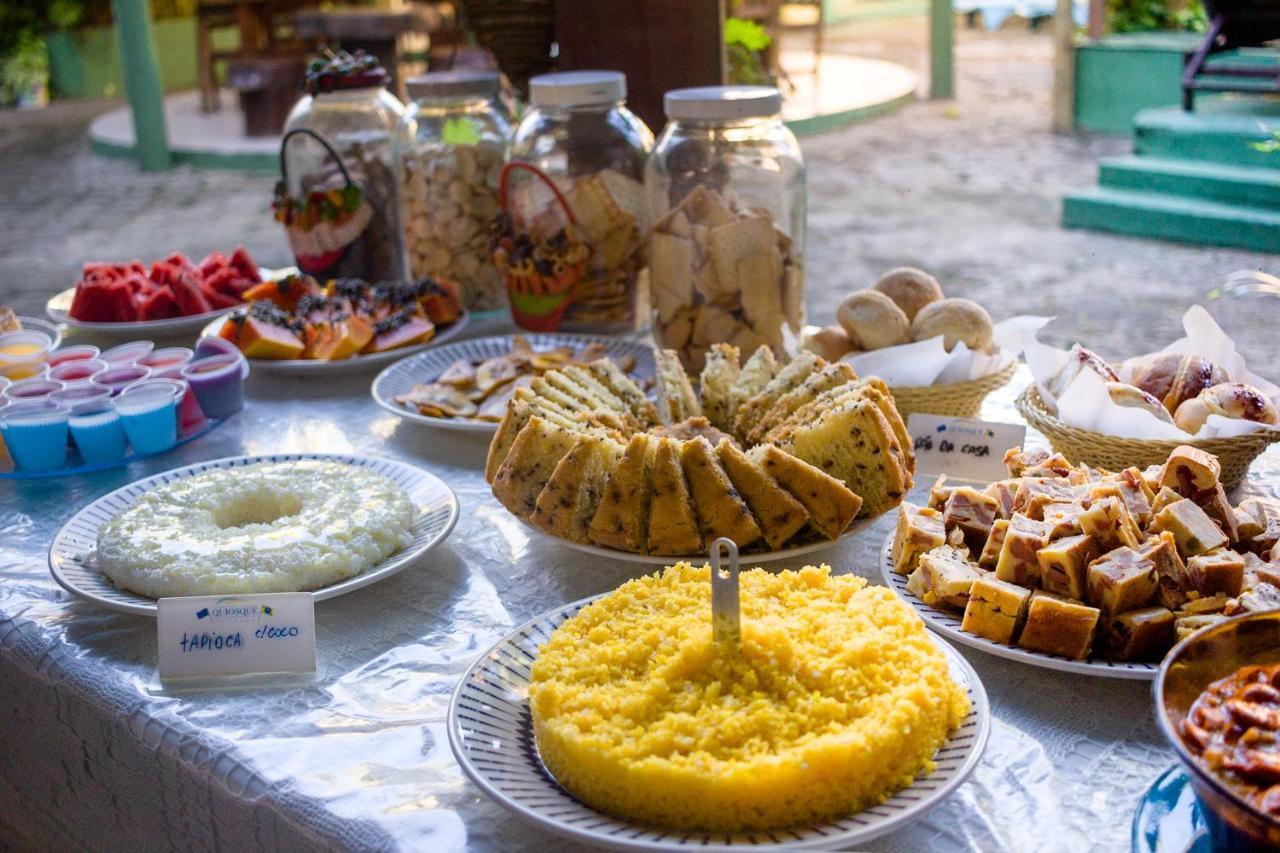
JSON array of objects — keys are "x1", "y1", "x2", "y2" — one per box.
[{"x1": 486, "y1": 344, "x2": 914, "y2": 557}]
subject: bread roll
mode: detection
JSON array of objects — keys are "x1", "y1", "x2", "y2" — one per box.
[
  {"x1": 836, "y1": 291, "x2": 910, "y2": 351},
  {"x1": 801, "y1": 324, "x2": 857, "y2": 362},
  {"x1": 1174, "y1": 382, "x2": 1279, "y2": 433},
  {"x1": 910, "y1": 297, "x2": 994, "y2": 353},
  {"x1": 1130, "y1": 354, "x2": 1227, "y2": 414},
  {"x1": 871, "y1": 267, "x2": 943, "y2": 321},
  {"x1": 1107, "y1": 382, "x2": 1174, "y2": 424}
]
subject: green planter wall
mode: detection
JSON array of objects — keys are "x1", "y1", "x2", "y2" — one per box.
[
  {"x1": 1073, "y1": 31, "x2": 1202, "y2": 134},
  {"x1": 46, "y1": 17, "x2": 237, "y2": 100}
]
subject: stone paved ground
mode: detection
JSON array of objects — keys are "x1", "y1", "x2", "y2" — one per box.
[{"x1": 0, "y1": 18, "x2": 1276, "y2": 375}]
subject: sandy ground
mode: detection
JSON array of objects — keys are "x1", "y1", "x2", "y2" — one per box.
[{"x1": 0, "y1": 18, "x2": 1276, "y2": 374}]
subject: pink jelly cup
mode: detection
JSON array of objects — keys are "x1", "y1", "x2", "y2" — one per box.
[
  {"x1": 90, "y1": 364, "x2": 152, "y2": 396},
  {"x1": 100, "y1": 340, "x2": 156, "y2": 365},
  {"x1": 3, "y1": 378, "x2": 66, "y2": 401},
  {"x1": 182, "y1": 353, "x2": 246, "y2": 419},
  {"x1": 46, "y1": 345, "x2": 101, "y2": 369},
  {"x1": 49, "y1": 384, "x2": 114, "y2": 415},
  {"x1": 194, "y1": 337, "x2": 251, "y2": 380},
  {"x1": 139, "y1": 347, "x2": 194, "y2": 375},
  {"x1": 49, "y1": 358, "x2": 109, "y2": 388}
]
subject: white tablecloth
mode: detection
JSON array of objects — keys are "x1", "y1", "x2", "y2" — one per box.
[{"x1": 3, "y1": 333, "x2": 1277, "y2": 852}]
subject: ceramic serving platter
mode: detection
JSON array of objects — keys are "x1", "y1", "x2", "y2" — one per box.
[
  {"x1": 878, "y1": 532, "x2": 1160, "y2": 680},
  {"x1": 48, "y1": 452, "x2": 458, "y2": 616},
  {"x1": 371, "y1": 333, "x2": 656, "y2": 433},
  {"x1": 448, "y1": 594, "x2": 991, "y2": 851}
]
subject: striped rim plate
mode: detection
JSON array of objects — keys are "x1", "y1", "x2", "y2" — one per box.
[
  {"x1": 878, "y1": 531, "x2": 1159, "y2": 680},
  {"x1": 448, "y1": 595, "x2": 990, "y2": 851},
  {"x1": 48, "y1": 452, "x2": 459, "y2": 616},
  {"x1": 371, "y1": 333, "x2": 657, "y2": 433}
]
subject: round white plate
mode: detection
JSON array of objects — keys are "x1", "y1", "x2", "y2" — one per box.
[
  {"x1": 198, "y1": 308, "x2": 469, "y2": 375},
  {"x1": 371, "y1": 333, "x2": 657, "y2": 433},
  {"x1": 526, "y1": 516, "x2": 876, "y2": 566},
  {"x1": 448, "y1": 594, "x2": 990, "y2": 851},
  {"x1": 48, "y1": 452, "x2": 459, "y2": 616},
  {"x1": 878, "y1": 532, "x2": 1159, "y2": 680}
]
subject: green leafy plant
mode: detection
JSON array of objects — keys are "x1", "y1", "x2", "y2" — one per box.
[
  {"x1": 725, "y1": 17, "x2": 774, "y2": 87},
  {"x1": 1107, "y1": 0, "x2": 1207, "y2": 33},
  {"x1": 1252, "y1": 132, "x2": 1280, "y2": 155}
]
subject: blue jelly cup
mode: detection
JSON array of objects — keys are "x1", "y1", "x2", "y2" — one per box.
[
  {"x1": 182, "y1": 353, "x2": 246, "y2": 418},
  {"x1": 114, "y1": 378, "x2": 185, "y2": 455},
  {"x1": 0, "y1": 399, "x2": 70, "y2": 471},
  {"x1": 54, "y1": 386, "x2": 126, "y2": 463}
]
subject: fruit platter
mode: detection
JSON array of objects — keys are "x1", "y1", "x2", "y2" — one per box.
[
  {"x1": 202, "y1": 273, "x2": 469, "y2": 374},
  {"x1": 46, "y1": 247, "x2": 266, "y2": 337}
]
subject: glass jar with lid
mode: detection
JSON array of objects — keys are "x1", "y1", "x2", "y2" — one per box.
[
  {"x1": 644, "y1": 86, "x2": 805, "y2": 373},
  {"x1": 394, "y1": 71, "x2": 512, "y2": 312},
  {"x1": 277, "y1": 50, "x2": 406, "y2": 282},
  {"x1": 497, "y1": 70, "x2": 654, "y2": 333}
]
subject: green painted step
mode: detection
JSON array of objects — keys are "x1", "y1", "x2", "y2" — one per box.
[
  {"x1": 1098, "y1": 157, "x2": 1280, "y2": 209},
  {"x1": 1062, "y1": 187, "x2": 1280, "y2": 253},
  {"x1": 1134, "y1": 100, "x2": 1280, "y2": 168}
]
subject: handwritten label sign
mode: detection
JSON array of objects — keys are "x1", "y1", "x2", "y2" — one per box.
[
  {"x1": 157, "y1": 592, "x2": 316, "y2": 681},
  {"x1": 906, "y1": 413, "x2": 1026, "y2": 482}
]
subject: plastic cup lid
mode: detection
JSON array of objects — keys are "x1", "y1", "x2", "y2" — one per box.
[
  {"x1": 529, "y1": 71, "x2": 626, "y2": 107},
  {"x1": 407, "y1": 70, "x2": 501, "y2": 101},
  {"x1": 50, "y1": 385, "x2": 113, "y2": 414},
  {"x1": 183, "y1": 352, "x2": 243, "y2": 379},
  {"x1": 114, "y1": 378, "x2": 186, "y2": 413},
  {"x1": 0, "y1": 360, "x2": 49, "y2": 381},
  {"x1": 101, "y1": 340, "x2": 156, "y2": 364},
  {"x1": 664, "y1": 86, "x2": 782, "y2": 121},
  {"x1": 140, "y1": 347, "x2": 194, "y2": 368},
  {"x1": 0, "y1": 398, "x2": 68, "y2": 424},
  {"x1": 3, "y1": 378, "x2": 66, "y2": 400},
  {"x1": 48, "y1": 344, "x2": 101, "y2": 366},
  {"x1": 50, "y1": 358, "x2": 108, "y2": 381}
]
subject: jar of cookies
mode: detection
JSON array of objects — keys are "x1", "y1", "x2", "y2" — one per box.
[
  {"x1": 278, "y1": 50, "x2": 406, "y2": 282},
  {"x1": 644, "y1": 86, "x2": 805, "y2": 373},
  {"x1": 394, "y1": 71, "x2": 512, "y2": 311},
  {"x1": 497, "y1": 71, "x2": 653, "y2": 333}
]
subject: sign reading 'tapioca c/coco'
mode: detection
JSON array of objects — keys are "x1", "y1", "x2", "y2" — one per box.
[
  {"x1": 906, "y1": 413, "x2": 1027, "y2": 482},
  {"x1": 157, "y1": 592, "x2": 316, "y2": 681}
]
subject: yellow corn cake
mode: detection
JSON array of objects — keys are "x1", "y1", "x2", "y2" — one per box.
[{"x1": 529, "y1": 563, "x2": 970, "y2": 832}]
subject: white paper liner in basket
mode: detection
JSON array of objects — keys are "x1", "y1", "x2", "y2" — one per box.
[
  {"x1": 1026, "y1": 305, "x2": 1280, "y2": 441},
  {"x1": 842, "y1": 315, "x2": 1049, "y2": 387}
]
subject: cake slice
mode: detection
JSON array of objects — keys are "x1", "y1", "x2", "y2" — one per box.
[
  {"x1": 544, "y1": 368, "x2": 619, "y2": 412},
  {"x1": 492, "y1": 416, "x2": 582, "y2": 518},
  {"x1": 561, "y1": 365, "x2": 632, "y2": 414},
  {"x1": 647, "y1": 437, "x2": 704, "y2": 555},
  {"x1": 733, "y1": 350, "x2": 824, "y2": 441},
  {"x1": 588, "y1": 433, "x2": 659, "y2": 552},
  {"x1": 779, "y1": 397, "x2": 911, "y2": 518},
  {"x1": 1017, "y1": 593, "x2": 1100, "y2": 660},
  {"x1": 530, "y1": 376, "x2": 596, "y2": 415},
  {"x1": 961, "y1": 575, "x2": 1032, "y2": 645},
  {"x1": 587, "y1": 358, "x2": 661, "y2": 426},
  {"x1": 715, "y1": 438, "x2": 809, "y2": 550},
  {"x1": 699, "y1": 343, "x2": 741, "y2": 432},
  {"x1": 746, "y1": 362, "x2": 858, "y2": 445},
  {"x1": 765, "y1": 376, "x2": 913, "y2": 470},
  {"x1": 654, "y1": 348, "x2": 702, "y2": 424},
  {"x1": 531, "y1": 434, "x2": 626, "y2": 543},
  {"x1": 748, "y1": 444, "x2": 862, "y2": 540},
  {"x1": 680, "y1": 437, "x2": 763, "y2": 549},
  {"x1": 486, "y1": 395, "x2": 581, "y2": 483},
  {"x1": 728, "y1": 345, "x2": 778, "y2": 423}
]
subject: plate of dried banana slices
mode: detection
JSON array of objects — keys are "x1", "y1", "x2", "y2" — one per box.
[{"x1": 372, "y1": 334, "x2": 656, "y2": 432}]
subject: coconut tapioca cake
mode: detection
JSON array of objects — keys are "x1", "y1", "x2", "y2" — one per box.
[
  {"x1": 715, "y1": 438, "x2": 810, "y2": 550},
  {"x1": 680, "y1": 436, "x2": 762, "y2": 548},
  {"x1": 589, "y1": 433, "x2": 659, "y2": 552},
  {"x1": 699, "y1": 342, "x2": 741, "y2": 432},
  {"x1": 531, "y1": 434, "x2": 625, "y2": 543}
]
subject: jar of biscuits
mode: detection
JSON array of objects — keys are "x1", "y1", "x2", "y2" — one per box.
[
  {"x1": 644, "y1": 86, "x2": 805, "y2": 373},
  {"x1": 394, "y1": 71, "x2": 512, "y2": 311},
  {"x1": 279, "y1": 50, "x2": 406, "y2": 283},
  {"x1": 497, "y1": 70, "x2": 653, "y2": 333}
]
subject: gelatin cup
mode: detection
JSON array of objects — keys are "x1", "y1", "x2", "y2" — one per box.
[
  {"x1": 0, "y1": 359, "x2": 50, "y2": 382},
  {"x1": 100, "y1": 340, "x2": 156, "y2": 365},
  {"x1": 0, "y1": 400, "x2": 70, "y2": 471},
  {"x1": 47, "y1": 345, "x2": 101, "y2": 369},
  {"x1": 49, "y1": 358, "x2": 108, "y2": 388},
  {"x1": 50, "y1": 385, "x2": 113, "y2": 415},
  {"x1": 0, "y1": 329, "x2": 55, "y2": 367},
  {"x1": 91, "y1": 365, "x2": 152, "y2": 396},
  {"x1": 114, "y1": 378, "x2": 185, "y2": 455},
  {"x1": 69, "y1": 408, "x2": 128, "y2": 464},
  {"x1": 4, "y1": 378, "x2": 66, "y2": 402},
  {"x1": 182, "y1": 353, "x2": 247, "y2": 419},
  {"x1": 140, "y1": 348, "x2": 204, "y2": 428}
]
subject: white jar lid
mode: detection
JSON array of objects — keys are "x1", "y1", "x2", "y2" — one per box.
[
  {"x1": 664, "y1": 86, "x2": 782, "y2": 121},
  {"x1": 529, "y1": 71, "x2": 626, "y2": 107},
  {"x1": 406, "y1": 70, "x2": 501, "y2": 100}
]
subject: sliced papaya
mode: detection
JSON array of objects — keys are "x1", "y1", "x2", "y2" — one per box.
[
  {"x1": 362, "y1": 314, "x2": 435, "y2": 353},
  {"x1": 236, "y1": 314, "x2": 305, "y2": 359},
  {"x1": 311, "y1": 315, "x2": 375, "y2": 360}
]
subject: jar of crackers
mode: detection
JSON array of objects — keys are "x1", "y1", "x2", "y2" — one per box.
[
  {"x1": 497, "y1": 71, "x2": 653, "y2": 333},
  {"x1": 394, "y1": 71, "x2": 512, "y2": 311},
  {"x1": 644, "y1": 86, "x2": 805, "y2": 373}
]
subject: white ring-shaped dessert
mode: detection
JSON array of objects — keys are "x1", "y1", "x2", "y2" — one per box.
[{"x1": 96, "y1": 459, "x2": 415, "y2": 598}]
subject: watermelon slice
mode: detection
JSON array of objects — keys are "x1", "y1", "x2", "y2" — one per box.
[
  {"x1": 137, "y1": 286, "x2": 181, "y2": 321},
  {"x1": 227, "y1": 246, "x2": 261, "y2": 286},
  {"x1": 68, "y1": 280, "x2": 116, "y2": 322},
  {"x1": 172, "y1": 273, "x2": 212, "y2": 316}
]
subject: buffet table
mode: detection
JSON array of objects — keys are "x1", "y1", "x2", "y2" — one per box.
[{"x1": 3, "y1": 326, "x2": 1277, "y2": 851}]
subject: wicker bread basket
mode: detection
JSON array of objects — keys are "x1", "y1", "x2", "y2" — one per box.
[
  {"x1": 1015, "y1": 385, "x2": 1280, "y2": 488},
  {"x1": 888, "y1": 360, "x2": 1018, "y2": 421}
]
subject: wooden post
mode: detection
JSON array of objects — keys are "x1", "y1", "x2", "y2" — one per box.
[
  {"x1": 929, "y1": 0, "x2": 954, "y2": 99},
  {"x1": 1051, "y1": 0, "x2": 1075, "y2": 132},
  {"x1": 1087, "y1": 0, "x2": 1105, "y2": 40},
  {"x1": 112, "y1": 0, "x2": 171, "y2": 171}
]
